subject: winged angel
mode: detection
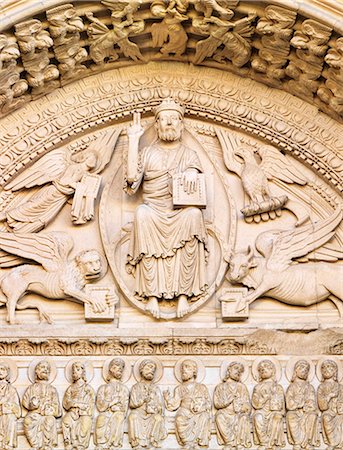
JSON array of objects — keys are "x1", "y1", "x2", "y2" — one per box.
[
  {"x1": 216, "y1": 128, "x2": 309, "y2": 222},
  {"x1": 0, "y1": 128, "x2": 120, "y2": 233},
  {"x1": 228, "y1": 208, "x2": 343, "y2": 314},
  {"x1": 0, "y1": 231, "x2": 109, "y2": 324},
  {"x1": 192, "y1": 0, "x2": 256, "y2": 67},
  {"x1": 86, "y1": 0, "x2": 145, "y2": 65}
]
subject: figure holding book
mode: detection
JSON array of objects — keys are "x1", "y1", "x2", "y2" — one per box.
[{"x1": 124, "y1": 98, "x2": 208, "y2": 319}]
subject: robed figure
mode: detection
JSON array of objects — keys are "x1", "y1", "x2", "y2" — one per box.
[
  {"x1": 252, "y1": 360, "x2": 285, "y2": 450},
  {"x1": 214, "y1": 361, "x2": 252, "y2": 450},
  {"x1": 0, "y1": 363, "x2": 21, "y2": 450},
  {"x1": 318, "y1": 360, "x2": 343, "y2": 450},
  {"x1": 164, "y1": 359, "x2": 211, "y2": 449},
  {"x1": 95, "y1": 358, "x2": 130, "y2": 449},
  {"x1": 62, "y1": 361, "x2": 95, "y2": 450},
  {"x1": 128, "y1": 359, "x2": 167, "y2": 448},
  {"x1": 22, "y1": 360, "x2": 61, "y2": 450},
  {"x1": 124, "y1": 98, "x2": 208, "y2": 319},
  {"x1": 286, "y1": 360, "x2": 320, "y2": 450}
]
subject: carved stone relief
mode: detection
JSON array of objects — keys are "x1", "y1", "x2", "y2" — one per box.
[
  {"x1": 128, "y1": 358, "x2": 167, "y2": 448},
  {"x1": 62, "y1": 360, "x2": 95, "y2": 450},
  {"x1": 22, "y1": 359, "x2": 61, "y2": 450},
  {"x1": 0, "y1": 2, "x2": 342, "y2": 449},
  {"x1": 1, "y1": 1, "x2": 343, "y2": 123}
]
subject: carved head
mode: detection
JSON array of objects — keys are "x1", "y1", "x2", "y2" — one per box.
[
  {"x1": 154, "y1": 98, "x2": 184, "y2": 142},
  {"x1": 292, "y1": 359, "x2": 310, "y2": 382},
  {"x1": 181, "y1": 359, "x2": 198, "y2": 382},
  {"x1": 35, "y1": 360, "x2": 51, "y2": 382},
  {"x1": 257, "y1": 360, "x2": 275, "y2": 381},
  {"x1": 72, "y1": 361, "x2": 87, "y2": 382},
  {"x1": 0, "y1": 363, "x2": 10, "y2": 382},
  {"x1": 139, "y1": 359, "x2": 157, "y2": 381},
  {"x1": 225, "y1": 361, "x2": 244, "y2": 382},
  {"x1": 108, "y1": 358, "x2": 125, "y2": 381},
  {"x1": 321, "y1": 359, "x2": 338, "y2": 382},
  {"x1": 228, "y1": 245, "x2": 256, "y2": 282},
  {"x1": 75, "y1": 249, "x2": 103, "y2": 280}
]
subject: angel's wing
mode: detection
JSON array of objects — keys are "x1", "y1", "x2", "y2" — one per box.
[
  {"x1": 258, "y1": 145, "x2": 308, "y2": 185},
  {"x1": 0, "y1": 231, "x2": 73, "y2": 271},
  {"x1": 216, "y1": 128, "x2": 243, "y2": 176},
  {"x1": 260, "y1": 208, "x2": 343, "y2": 271},
  {"x1": 151, "y1": 22, "x2": 169, "y2": 48},
  {"x1": 194, "y1": 36, "x2": 220, "y2": 64},
  {"x1": 87, "y1": 18, "x2": 110, "y2": 41},
  {"x1": 233, "y1": 15, "x2": 256, "y2": 38},
  {"x1": 4, "y1": 148, "x2": 69, "y2": 191},
  {"x1": 84, "y1": 127, "x2": 121, "y2": 174}
]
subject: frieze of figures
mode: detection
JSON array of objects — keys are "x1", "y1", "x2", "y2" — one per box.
[
  {"x1": 0, "y1": 1, "x2": 343, "y2": 123},
  {"x1": 0, "y1": 356, "x2": 342, "y2": 449}
]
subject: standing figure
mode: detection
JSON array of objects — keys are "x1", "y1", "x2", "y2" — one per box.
[
  {"x1": 164, "y1": 359, "x2": 211, "y2": 449},
  {"x1": 0, "y1": 362, "x2": 21, "y2": 450},
  {"x1": 22, "y1": 360, "x2": 61, "y2": 450},
  {"x1": 318, "y1": 360, "x2": 343, "y2": 450},
  {"x1": 286, "y1": 360, "x2": 320, "y2": 450},
  {"x1": 62, "y1": 361, "x2": 95, "y2": 450},
  {"x1": 95, "y1": 358, "x2": 130, "y2": 450},
  {"x1": 124, "y1": 98, "x2": 208, "y2": 319},
  {"x1": 128, "y1": 359, "x2": 167, "y2": 449},
  {"x1": 214, "y1": 361, "x2": 251, "y2": 450},
  {"x1": 252, "y1": 359, "x2": 285, "y2": 450}
]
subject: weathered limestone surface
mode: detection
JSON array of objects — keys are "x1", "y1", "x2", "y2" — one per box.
[{"x1": 0, "y1": 1, "x2": 342, "y2": 448}]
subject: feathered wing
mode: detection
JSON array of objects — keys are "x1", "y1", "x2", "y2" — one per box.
[
  {"x1": 86, "y1": 127, "x2": 121, "y2": 174},
  {"x1": 0, "y1": 231, "x2": 73, "y2": 271},
  {"x1": 216, "y1": 127, "x2": 243, "y2": 176},
  {"x1": 264, "y1": 208, "x2": 343, "y2": 271},
  {"x1": 258, "y1": 145, "x2": 308, "y2": 185},
  {"x1": 151, "y1": 22, "x2": 169, "y2": 48},
  {"x1": 194, "y1": 36, "x2": 221, "y2": 64},
  {"x1": 4, "y1": 148, "x2": 69, "y2": 191}
]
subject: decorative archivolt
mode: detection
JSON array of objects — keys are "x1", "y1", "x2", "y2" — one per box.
[
  {"x1": 0, "y1": 63, "x2": 342, "y2": 196},
  {"x1": 0, "y1": 0, "x2": 343, "y2": 121}
]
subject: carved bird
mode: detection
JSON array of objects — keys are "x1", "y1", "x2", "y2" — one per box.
[{"x1": 216, "y1": 127, "x2": 309, "y2": 221}]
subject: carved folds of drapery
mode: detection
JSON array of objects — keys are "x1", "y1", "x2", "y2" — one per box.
[
  {"x1": 0, "y1": 357, "x2": 342, "y2": 449},
  {"x1": 0, "y1": 1, "x2": 343, "y2": 122}
]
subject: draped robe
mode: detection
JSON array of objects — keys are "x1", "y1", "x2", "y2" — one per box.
[
  {"x1": 62, "y1": 380, "x2": 95, "y2": 450},
  {"x1": 286, "y1": 379, "x2": 320, "y2": 449},
  {"x1": 252, "y1": 379, "x2": 285, "y2": 449},
  {"x1": 0, "y1": 381, "x2": 21, "y2": 449},
  {"x1": 165, "y1": 382, "x2": 211, "y2": 447},
  {"x1": 125, "y1": 143, "x2": 208, "y2": 300},
  {"x1": 128, "y1": 381, "x2": 167, "y2": 448},
  {"x1": 318, "y1": 379, "x2": 343, "y2": 448},
  {"x1": 22, "y1": 380, "x2": 61, "y2": 449},
  {"x1": 214, "y1": 380, "x2": 252, "y2": 448},
  {"x1": 95, "y1": 381, "x2": 129, "y2": 449}
]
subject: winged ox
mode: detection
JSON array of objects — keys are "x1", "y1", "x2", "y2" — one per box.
[{"x1": 228, "y1": 208, "x2": 343, "y2": 315}]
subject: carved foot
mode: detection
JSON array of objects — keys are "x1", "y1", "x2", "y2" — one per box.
[
  {"x1": 38, "y1": 309, "x2": 53, "y2": 324},
  {"x1": 145, "y1": 296, "x2": 160, "y2": 319},
  {"x1": 177, "y1": 295, "x2": 190, "y2": 318}
]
